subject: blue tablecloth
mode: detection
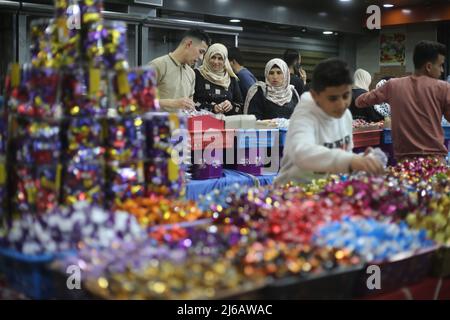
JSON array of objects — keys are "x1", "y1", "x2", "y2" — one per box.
[{"x1": 186, "y1": 169, "x2": 276, "y2": 201}]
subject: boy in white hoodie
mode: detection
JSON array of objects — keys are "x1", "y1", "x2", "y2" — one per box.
[{"x1": 276, "y1": 59, "x2": 384, "y2": 185}]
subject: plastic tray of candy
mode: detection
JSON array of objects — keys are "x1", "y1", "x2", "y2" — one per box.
[
  {"x1": 0, "y1": 247, "x2": 75, "y2": 299},
  {"x1": 260, "y1": 264, "x2": 365, "y2": 300},
  {"x1": 353, "y1": 245, "x2": 439, "y2": 297}
]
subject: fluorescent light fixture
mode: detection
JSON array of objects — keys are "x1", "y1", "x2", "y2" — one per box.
[
  {"x1": 323, "y1": 31, "x2": 333, "y2": 35},
  {"x1": 229, "y1": 19, "x2": 241, "y2": 23},
  {"x1": 383, "y1": 4, "x2": 394, "y2": 8}
]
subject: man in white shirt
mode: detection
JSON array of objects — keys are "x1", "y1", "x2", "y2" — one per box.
[{"x1": 276, "y1": 58, "x2": 384, "y2": 185}]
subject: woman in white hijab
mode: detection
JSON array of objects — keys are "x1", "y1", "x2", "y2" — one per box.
[
  {"x1": 244, "y1": 58, "x2": 300, "y2": 120},
  {"x1": 194, "y1": 43, "x2": 243, "y2": 115},
  {"x1": 349, "y1": 68, "x2": 384, "y2": 122}
]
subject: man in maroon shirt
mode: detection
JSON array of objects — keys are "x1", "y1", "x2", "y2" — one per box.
[{"x1": 356, "y1": 41, "x2": 450, "y2": 160}]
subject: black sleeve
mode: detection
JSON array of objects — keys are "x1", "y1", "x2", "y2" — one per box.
[
  {"x1": 291, "y1": 75, "x2": 304, "y2": 96},
  {"x1": 350, "y1": 89, "x2": 384, "y2": 122},
  {"x1": 193, "y1": 70, "x2": 214, "y2": 112},
  {"x1": 247, "y1": 87, "x2": 265, "y2": 120},
  {"x1": 227, "y1": 77, "x2": 243, "y2": 115}
]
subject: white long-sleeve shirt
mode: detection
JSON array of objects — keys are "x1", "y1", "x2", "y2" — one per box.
[{"x1": 276, "y1": 92, "x2": 354, "y2": 184}]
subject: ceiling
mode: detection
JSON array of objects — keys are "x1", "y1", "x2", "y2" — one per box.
[{"x1": 271, "y1": 0, "x2": 449, "y2": 13}]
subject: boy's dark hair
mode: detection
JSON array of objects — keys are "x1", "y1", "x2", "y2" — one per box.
[
  {"x1": 413, "y1": 41, "x2": 446, "y2": 70},
  {"x1": 283, "y1": 49, "x2": 300, "y2": 68},
  {"x1": 228, "y1": 47, "x2": 244, "y2": 65},
  {"x1": 181, "y1": 28, "x2": 211, "y2": 46},
  {"x1": 311, "y1": 58, "x2": 353, "y2": 93}
]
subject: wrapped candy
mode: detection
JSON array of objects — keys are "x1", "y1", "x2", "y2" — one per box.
[
  {"x1": 66, "y1": 117, "x2": 105, "y2": 163},
  {"x1": 106, "y1": 116, "x2": 145, "y2": 163},
  {"x1": 406, "y1": 193, "x2": 450, "y2": 245},
  {"x1": 112, "y1": 68, "x2": 160, "y2": 116},
  {"x1": 80, "y1": 0, "x2": 103, "y2": 28},
  {"x1": 63, "y1": 162, "x2": 105, "y2": 206},
  {"x1": 240, "y1": 240, "x2": 361, "y2": 279},
  {"x1": 13, "y1": 66, "x2": 61, "y2": 118},
  {"x1": 2, "y1": 201, "x2": 146, "y2": 255},
  {"x1": 14, "y1": 117, "x2": 62, "y2": 165},
  {"x1": 61, "y1": 68, "x2": 108, "y2": 116},
  {"x1": 145, "y1": 157, "x2": 185, "y2": 198},
  {"x1": 314, "y1": 216, "x2": 434, "y2": 262},
  {"x1": 11, "y1": 164, "x2": 62, "y2": 216},
  {"x1": 114, "y1": 196, "x2": 206, "y2": 228},
  {"x1": 106, "y1": 162, "x2": 145, "y2": 207},
  {"x1": 30, "y1": 15, "x2": 79, "y2": 69},
  {"x1": 101, "y1": 20, "x2": 128, "y2": 71},
  {"x1": 64, "y1": 249, "x2": 262, "y2": 300},
  {"x1": 320, "y1": 175, "x2": 416, "y2": 220}
]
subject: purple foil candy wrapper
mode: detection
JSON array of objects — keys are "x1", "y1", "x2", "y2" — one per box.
[
  {"x1": 102, "y1": 20, "x2": 128, "y2": 71},
  {"x1": 145, "y1": 157, "x2": 185, "y2": 198},
  {"x1": 15, "y1": 67, "x2": 61, "y2": 118},
  {"x1": 107, "y1": 162, "x2": 145, "y2": 207},
  {"x1": 66, "y1": 117, "x2": 105, "y2": 162},
  {"x1": 56, "y1": 240, "x2": 184, "y2": 279},
  {"x1": 14, "y1": 117, "x2": 61, "y2": 165},
  {"x1": 61, "y1": 69, "x2": 108, "y2": 117},
  {"x1": 106, "y1": 117, "x2": 145, "y2": 163},
  {"x1": 4, "y1": 201, "x2": 146, "y2": 255},
  {"x1": 63, "y1": 162, "x2": 105, "y2": 206}
]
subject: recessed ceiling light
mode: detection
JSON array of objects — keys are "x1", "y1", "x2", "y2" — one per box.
[
  {"x1": 229, "y1": 19, "x2": 241, "y2": 23},
  {"x1": 402, "y1": 9, "x2": 412, "y2": 14},
  {"x1": 339, "y1": 0, "x2": 352, "y2": 2},
  {"x1": 323, "y1": 31, "x2": 333, "y2": 35},
  {"x1": 301, "y1": 28, "x2": 307, "y2": 33},
  {"x1": 383, "y1": 4, "x2": 394, "y2": 8}
]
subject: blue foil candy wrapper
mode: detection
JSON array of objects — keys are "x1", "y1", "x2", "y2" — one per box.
[{"x1": 314, "y1": 216, "x2": 434, "y2": 262}]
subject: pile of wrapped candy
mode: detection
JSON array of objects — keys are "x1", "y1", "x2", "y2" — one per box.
[
  {"x1": 53, "y1": 221, "x2": 363, "y2": 299},
  {"x1": 314, "y1": 217, "x2": 434, "y2": 262},
  {"x1": 1, "y1": 201, "x2": 146, "y2": 255},
  {"x1": 114, "y1": 196, "x2": 206, "y2": 228}
]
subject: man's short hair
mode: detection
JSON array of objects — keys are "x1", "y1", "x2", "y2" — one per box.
[
  {"x1": 180, "y1": 28, "x2": 211, "y2": 46},
  {"x1": 413, "y1": 40, "x2": 446, "y2": 70},
  {"x1": 228, "y1": 47, "x2": 244, "y2": 65},
  {"x1": 311, "y1": 58, "x2": 353, "y2": 93},
  {"x1": 283, "y1": 49, "x2": 300, "y2": 68}
]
